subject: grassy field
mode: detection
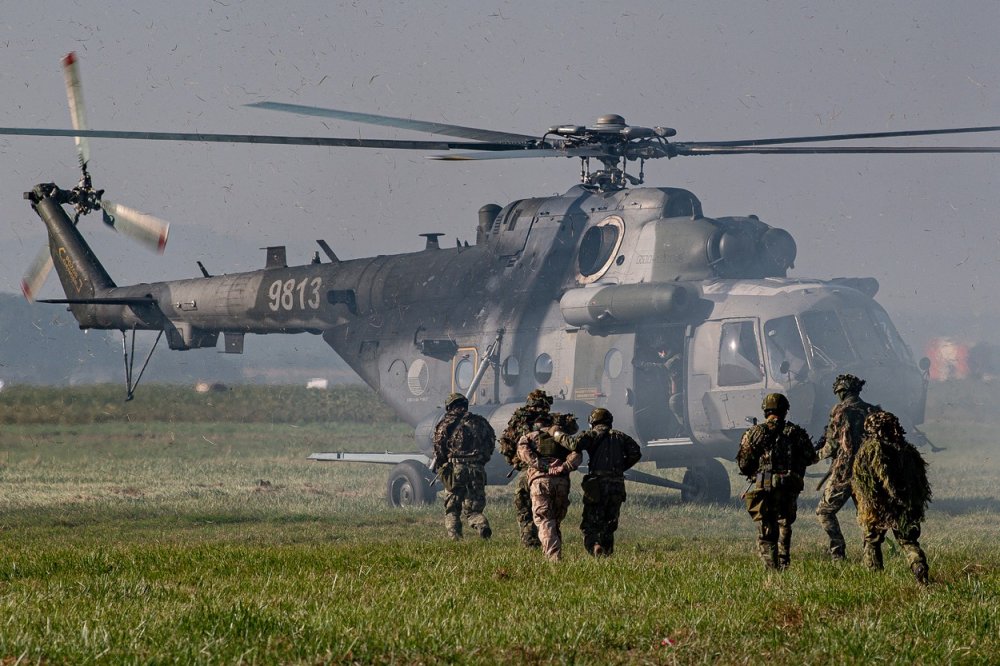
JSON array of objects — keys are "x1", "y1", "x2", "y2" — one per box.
[{"x1": 0, "y1": 385, "x2": 997, "y2": 664}]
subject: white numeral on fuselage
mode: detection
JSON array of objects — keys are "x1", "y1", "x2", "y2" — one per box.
[{"x1": 267, "y1": 277, "x2": 322, "y2": 311}]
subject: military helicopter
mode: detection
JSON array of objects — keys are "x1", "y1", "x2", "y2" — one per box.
[{"x1": 5, "y1": 54, "x2": 999, "y2": 505}]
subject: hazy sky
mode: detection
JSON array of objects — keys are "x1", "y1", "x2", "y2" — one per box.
[{"x1": 2, "y1": 1, "x2": 998, "y2": 348}]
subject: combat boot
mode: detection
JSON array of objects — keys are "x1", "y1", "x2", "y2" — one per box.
[
  {"x1": 445, "y1": 514, "x2": 463, "y2": 541},
  {"x1": 592, "y1": 544, "x2": 606, "y2": 557},
  {"x1": 757, "y1": 541, "x2": 779, "y2": 570},
  {"x1": 862, "y1": 543, "x2": 884, "y2": 570},
  {"x1": 912, "y1": 563, "x2": 930, "y2": 586}
]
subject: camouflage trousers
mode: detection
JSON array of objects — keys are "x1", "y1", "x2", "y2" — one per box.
[
  {"x1": 529, "y1": 476, "x2": 571, "y2": 561},
  {"x1": 861, "y1": 523, "x2": 929, "y2": 578},
  {"x1": 514, "y1": 472, "x2": 540, "y2": 548},
  {"x1": 816, "y1": 481, "x2": 854, "y2": 559},
  {"x1": 745, "y1": 488, "x2": 800, "y2": 569},
  {"x1": 580, "y1": 474, "x2": 626, "y2": 556},
  {"x1": 442, "y1": 462, "x2": 491, "y2": 540}
]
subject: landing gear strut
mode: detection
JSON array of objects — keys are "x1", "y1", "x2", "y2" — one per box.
[{"x1": 121, "y1": 327, "x2": 162, "y2": 401}]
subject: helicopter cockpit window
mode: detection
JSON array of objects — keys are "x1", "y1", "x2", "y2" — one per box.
[
  {"x1": 868, "y1": 306, "x2": 914, "y2": 362},
  {"x1": 840, "y1": 307, "x2": 893, "y2": 360},
  {"x1": 718, "y1": 321, "x2": 764, "y2": 386},
  {"x1": 577, "y1": 216, "x2": 624, "y2": 283},
  {"x1": 664, "y1": 195, "x2": 695, "y2": 218},
  {"x1": 800, "y1": 310, "x2": 855, "y2": 367},
  {"x1": 501, "y1": 356, "x2": 520, "y2": 386},
  {"x1": 764, "y1": 316, "x2": 807, "y2": 380},
  {"x1": 454, "y1": 356, "x2": 474, "y2": 391},
  {"x1": 534, "y1": 353, "x2": 553, "y2": 384}
]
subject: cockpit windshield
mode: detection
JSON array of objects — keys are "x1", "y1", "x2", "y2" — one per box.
[
  {"x1": 790, "y1": 306, "x2": 913, "y2": 369},
  {"x1": 764, "y1": 315, "x2": 808, "y2": 379}
]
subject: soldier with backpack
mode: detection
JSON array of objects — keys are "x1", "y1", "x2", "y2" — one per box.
[
  {"x1": 553, "y1": 407, "x2": 642, "y2": 557},
  {"x1": 737, "y1": 393, "x2": 818, "y2": 569}
]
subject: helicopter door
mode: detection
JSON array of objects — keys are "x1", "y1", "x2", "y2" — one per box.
[
  {"x1": 571, "y1": 330, "x2": 631, "y2": 421},
  {"x1": 632, "y1": 326, "x2": 688, "y2": 442},
  {"x1": 694, "y1": 318, "x2": 767, "y2": 434},
  {"x1": 452, "y1": 347, "x2": 480, "y2": 404}
]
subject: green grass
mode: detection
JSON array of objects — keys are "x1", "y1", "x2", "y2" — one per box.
[{"x1": 0, "y1": 385, "x2": 997, "y2": 663}]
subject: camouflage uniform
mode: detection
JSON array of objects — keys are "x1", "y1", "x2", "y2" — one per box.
[
  {"x1": 737, "y1": 395, "x2": 818, "y2": 569},
  {"x1": 517, "y1": 422, "x2": 583, "y2": 562},
  {"x1": 815, "y1": 374, "x2": 878, "y2": 560},
  {"x1": 853, "y1": 410, "x2": 931, "y2": 585},
  {"x1": 555, "y1": 408, "x2": 641, "y2": 556},
  {"x1": 498, "y1": 390, "x2": 576, "y2": 548},
  {"x1": 432, "y1": 394, "x2": 496, "y2": 541}
]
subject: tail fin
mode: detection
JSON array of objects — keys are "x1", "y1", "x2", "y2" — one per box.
[{"x1": 27, "y1": 183, "x2": 115, "y2": 307}]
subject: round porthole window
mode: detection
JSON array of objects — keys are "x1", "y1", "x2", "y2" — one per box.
[
  {"x1": 501, "y1": 356, "x2": 520, "y2": 386},
  {"x1": 604, "y1": 348, "x2": 623, "y2": 379},
  {"x1": 534, "y1": 353, "x2": 553, "y2": 384},
  {"x1": 455, "y1": 357, "x2": 474, "y2": 391}
]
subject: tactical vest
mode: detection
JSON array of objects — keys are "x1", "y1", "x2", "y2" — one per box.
[{"x1": 535, "y1": 431, "x2": 572, "y2": 461}]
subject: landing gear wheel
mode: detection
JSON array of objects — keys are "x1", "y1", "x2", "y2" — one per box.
[
  {"x1": 681, "y1": 458, "x2": 731, "y2": 504},
  {"x1": 386, "y1": 460, "x2": 437, "y2": 507}
]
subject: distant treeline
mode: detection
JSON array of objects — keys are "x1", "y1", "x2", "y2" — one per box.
[{"x1": 0, "y1": 384, "x2": 401, "y2": 425}]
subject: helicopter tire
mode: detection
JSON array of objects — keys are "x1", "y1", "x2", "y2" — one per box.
[
  {"x1": 680, "y1": 458, "x2": 731, "y2": 504},
  {"x1": 386, "y1": 460, "x2": 437, "y2": 507}
]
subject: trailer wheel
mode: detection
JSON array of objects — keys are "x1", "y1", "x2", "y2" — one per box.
[
  {"x1": 387, "y1": 460, "x2": 436, "y2": 507},
  {"x1": 681, "y1": 459, "x2": 731, "y2": 504}
]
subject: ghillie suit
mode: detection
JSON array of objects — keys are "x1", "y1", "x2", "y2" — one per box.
[{"x1": 853, "y1": 410, "x2": 932, "y2": 585}]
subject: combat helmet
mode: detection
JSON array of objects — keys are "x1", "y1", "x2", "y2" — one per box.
[
  {"x1": 833, "y1": 373, "x2": 865, "y2": 396},
  {"x1": 864, "y1": 410, "x2": 906, "y2": 441},
  {"x1": 527, "y1": 389, "x2": 554, "y2": 408},
  {"x1": 589, "y1": 407, "x2": 613, "y2": 426},
  {"x1": 761, "y1": 393, "x2": 790, "y2": 414},
  {"x1": 445, "y1": 392, "x2": 468, "y2": 410}
]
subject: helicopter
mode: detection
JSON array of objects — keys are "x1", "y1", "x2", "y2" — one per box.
[{"x1": 4, "y1": 53, "x2": 999, "y2": 506}]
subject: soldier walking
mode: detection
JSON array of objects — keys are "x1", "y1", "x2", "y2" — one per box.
[
  {"x1": 498, "y1": 390, "x2": 577, "y2": 548},
  {"x1": 554, "y1": 408, "x2": 641, "y2": 557},
  {"x1": 853, "y1": 410, "x2": 932, "y2": 585},
  {"x1": 815, "y1": 374, "x2": 878, "y2": 560},
  {"x1": 737, "y1": 393, "x2": 818, "y2": 569},
  {"x1": 517, "y1": 413, "x2": 582, "y2": 562},
  {"x1": 432, "y1": 392, "x2": 496, "y2": 541}
]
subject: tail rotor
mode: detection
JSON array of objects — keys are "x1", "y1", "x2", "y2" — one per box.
[{"x1": 20, "y1": 52, "x2": 170, "y2": 301}]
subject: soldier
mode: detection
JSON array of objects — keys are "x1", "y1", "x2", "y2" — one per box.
[
  {"x1": 432, "y1": 392, "x2": 496, "y2": 541},
  {"x1": 815, "y1": 373, "x2": 878, "y2": 561},
  {"x1": 517, "y1": 412, "x2": 582, "y2": 562},
  {"x1": 498, "y1": 390, "x2": 578, "y2": 548},
  {"x1": 737, "y1": 393, "x2": 818, "y2": 569},
  {"x1": 554, "y1": 407, "x2": 641, "y2": 557},
  {"x1": 853, "y1": 410, "x2": 932, "y2": 585}
]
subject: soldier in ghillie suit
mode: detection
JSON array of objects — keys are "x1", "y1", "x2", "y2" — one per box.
[
  {"x1": 815, "y1": 373, "x2": 878, "y2": 560},
  {"x1": 517, "y1": 412, "x2": 582, "y2": 562},
  {"x1": 553, "y1": 408, "x2": 641, "y2": 557},
  {"x1": 853, "y1": 410, "x2": 932, "y2": 585},
  {"x1": 737, "y1": 393, "x2": 818, "y2": 569},
  {"x1": 498, "y1": 390, "x2": 577, "y2": 548},
  {"x1": 432, "y1": 392, "x2": 496, "y2": 541}
]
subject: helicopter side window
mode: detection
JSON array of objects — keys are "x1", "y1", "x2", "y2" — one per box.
[
  {"x1": 764, "y1": 315, "x2": 807, "y2": 380},
  {"x1": 800, "y1": 310, "x2": 855, "y2": 367},
  {"x1": 578, "y1": 216, "x2": 624, "y2": 280},
  {"x1": 718, "y1": 321, "x2": 764, "y2": 386},
  {"x1": 454, "y1": 355, "x2": 475, "y2": 391},
  {"x1": 534, "y1": 353, "x2": 553, "y2": 384},
  {"x1": 501, "y1": 356, "x2": 520, "y2": 386}
]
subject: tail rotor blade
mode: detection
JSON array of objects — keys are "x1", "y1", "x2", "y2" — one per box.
[
  {"x1": 62, "y1": 52, "x2": 90, "y2": 169},
  {"x1": 21, "y1": 245, "x2": 54, "y2": 302},
  {"x1": 100, "y1": 200, "x2": 170, "y2": 253}
]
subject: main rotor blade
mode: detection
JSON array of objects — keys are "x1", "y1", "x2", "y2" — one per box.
[
  {"x1": 0, "y1": 127, "x2": 539, "y2": 151},
  {"x1": 247, "y1": 101, "x2": 539, "y2": 144},
  {"x1": 689, "y1": 125, "x2": 1000, "y2": 147},
  {"x1": 100, "y1": 200, "x2": 170, "y2": 253},
  {"x1": 61, "y1": 52, "x2": 90, "y2": 168},
  {"x1": 431, "y1": 147, "x2": 610, "y2": 161},
  {"x1": 673, "y1": 144, "x2": 1000, "y2": 155},
  {"x1": 21, "y1": 245, "x2": 54, "y2": 302}
]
